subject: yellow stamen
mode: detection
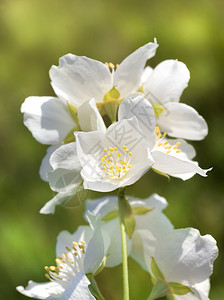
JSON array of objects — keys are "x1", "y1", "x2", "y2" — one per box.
[
  {"x1": 129, "y1": 152, "x2": 132, "y2": 156},
  {"x1": 109, "y1": 147, "x2": 114, "y2": 152},
  {"x1": 176, "y1": 149, "x2": 181, "y2": 153},
  {"x1": 104, "y1": 148, "x2": 107, "y2": 152}
]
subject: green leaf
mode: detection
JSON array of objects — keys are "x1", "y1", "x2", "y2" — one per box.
[
  {"x1": 152, "y1": 104, "x2": 166, "y2": 118},
  {"x1": 169, "y1": 282, "x2": 194, "y2": 296},
  {"x1": 101, "y1": 210, "x2": 119, "y2": 221},
  {"x1": 151, "y1": 257, "x2": 165, "y2": 281},
  {"x1": 147, "y1": 280, "x2": 168, "y2": 300},
  {"x1": 152, "y1": 168, "x2": 170, "y2": 181},
  {"x1": 103, "y1": 86, "x2": 120, "y2": 102},
  {"x1": 122, "y1": 197, "x2": 136, "y2": 238},
  {"x1": 132, "y1": 206, "x2": 153, "y2": 215}
]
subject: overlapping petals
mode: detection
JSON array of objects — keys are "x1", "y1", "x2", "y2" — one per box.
[
  {"x1": 119, "y1": 95, "x2": 211, "y2": 180},
  {"x1": 142, "y1": 60, "x2": 208, "y2": 140}
]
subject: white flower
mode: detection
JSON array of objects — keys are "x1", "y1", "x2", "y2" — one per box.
[
  {"x1": 49, "y1": 41, "x2": 158, "y2": 107},
  {"x1": 22, "y1": 97, "x2": 105, "y2": 181},
  {"x1": 21, "y1": 40, "x2": 158, "y2": 181},
  {"x1": 75, "y1": 116, "x2": 154, "y2": 192},
  {"x1": 84, "y1": 194, "x2": 173, "y2": 268},
  {"x1": 141, "y1": 60, "x2": 208, "y2": 140},
  {"x1": 118, "y1": 95, "x2": 211, "y2": 180},
  {"x1": 143, "y1": 228, "x2": 218, "y2": 300},
  {"x1": 17, "y1": 213, "x2": 109, "y2": 299}
]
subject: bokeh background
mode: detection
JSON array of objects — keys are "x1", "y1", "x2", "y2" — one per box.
[{"x1": 0, "y1": 0, "x2": 223, "y2": 299}]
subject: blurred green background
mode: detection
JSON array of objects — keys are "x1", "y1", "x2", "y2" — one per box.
[{"x1": 0, "y1": 0, "x2": 223, "y2": 299}]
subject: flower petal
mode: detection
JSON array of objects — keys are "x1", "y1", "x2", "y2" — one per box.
[
  {"x1": 118, "y1": 95, "x2": 156, "y2": 149},
  {"x1": 77, "y1": 117, "x2": 154, "y2": 192},
  {"x1": 157, "y1": 103, "x2": 208, "y2": 140},
  {"x1": 50, "y1": 143, "x2": 80, "y2": 171},
  {"x1": 39, "y1": 192, "x2": 75, "y2": 215},
  {"x1": 129, "y1": 193, "x2": 168, "y2": 211},
  {"x1": 50, "y1": 54, "x2": 112, "y2": 107},
  {"x1": 61, "y1": 272, "x2": 95, "y2": 300},
  {"x1": 78, "y1": 98, "x2": 106, "y2": 133},
  {"x1": 114, "y1": 41, "x2": 158, "y2": 98},
  {"x1": 84, "y1": 214, "x2": 107, "y2": 274},
  {"x1": 21, "y1": 96, "x2": 76, "y2": 145},
  {"x1": 16, "y1": 280, "x2": 63, "y2": 299},
  {"x1": 48, "y1": 168, "x2": 82, "y2": 193},
  {"x1": 151, "y1": 151, "x2": 211, "y2": 179},
  {"x1": 39, "y1": 145, "x2": 59, "y2": 181},
  {"x1": 56, "y1": 226, "x2": 93, "y2": 258},
  {"x1": 152, "y1": 228, "x2": 218, "y2": 286},
  {"x1": 144, "y1": 60, "x2": 190, "y2": 105},
  {"x1": 131, "y1": 210, "x2": 173, "y2": 271}
]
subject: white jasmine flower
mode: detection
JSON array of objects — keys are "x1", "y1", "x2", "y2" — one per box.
[
  {"x1": 17, "y1": 213, "x2": 109, "y2": 299},
  {"x1": 75, "y1": 116, "x2": 154, "y2": 192},
  {"x1": 84, "y1": 194, "x2": 173, "y2": 268},
  {"x1": 49, "y1": 41, "x2": 158, "y2": 107},
  {"x1": 141, "y1": 60, "x2": 208, "y2": 140},
  {"x1": 143, "y1": 228, "x2": 218, "y2": 300},
  {"x1": 22, "y1": 97, "x2": 105, "y2": 181},
  {"x1": 119, "y1": 95, "x2": 211, "y2": 180}
]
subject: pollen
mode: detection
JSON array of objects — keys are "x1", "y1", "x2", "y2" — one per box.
[{"x1": 100, "y1": 145, "x2": 133, "y2": 180}]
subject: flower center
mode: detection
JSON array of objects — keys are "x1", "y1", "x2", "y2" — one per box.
[
  {"x1": 44, "y1": 240, "x2": 86, "y2": 286},
  {"x1": 100, "y1": 145, "x2": 132, "y2": 179},
  {"x1": 155, "y1": 126, "x2": 181, "y2": 154}
]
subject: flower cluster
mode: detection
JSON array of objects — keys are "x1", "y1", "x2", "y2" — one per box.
[{"x1": 18, "y1": 41, "x2": 218, "y2": 300}]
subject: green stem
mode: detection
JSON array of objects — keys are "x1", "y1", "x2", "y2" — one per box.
[{"x1": 118, "y1": 187, "x2": 129, "y2": 300}]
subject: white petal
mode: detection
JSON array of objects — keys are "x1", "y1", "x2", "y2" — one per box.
[
  {"x1": 157, "y1": 103, "x2": 208, "y2": 140},
  {"x1": 50, "y1": 143, "x2": 80, "y2": 171},
  {"x1": 131, "y1": 229, "x2": 157, "y2": 272},
  {"x1": 141, "y1": 66, "x2": 153, "y2": 85},
  {"x1": 118, "y1": 95, "x2": 156, "y2": 149},
  {"x1": 85, "y1": 197, "x2": 118, "y2": 220},
  {"x1": 16, "y1": 280, "x2": 63, "y2": 299},
  {"x1": 114, "y1": 41, "x2": 158, "y2": 98},
  {"x1": 152, "y1": 228, "x2": 218, "y2": 286},
  {"x1": 56, "y1": 226, "x2": 93, "y2": 258},
  {"x1": 78, "y1": 98, "x2": 106, "y2": 133},
  {"x1": 129, "y1": 193, "x2": 168, "y2": 211},
  {"x1": 151, "y1": 151, "x2": 211, "y2": 179},
  {"x1": 48, "y1": 168, "x2": 82, "y2": 193},
  {"x1": 21, "y1": 96, "x2": 76, "y2": 145},
  {"x1": 48, "y1": 143, "x2": 82, "y2": 192},
  {"x1": 166, "y1": 138, "x2": 196, "y2": 160},
  {"x1": 84, "y1": 215, "x2": 107, "y2": 274},
  {"x1": 61, "y1": 272, "x2": 95, "y2": 300},
  {"x1": 195, "y1": 279, "x2": 210, "y2": 297},
  {"x1": 131, "y1": 211, "x2": 173, "y2": 271},
  {"x1": 50, "y1": 54, "x2": 112, "y2": 107},
  {"x1": 39, "y1": 192, "x2": 75, "y2": 215},
  {"x1": 144, "y1": 60, "x2": 190, "y2": 105},
  {"x1": 39, "y1": 145, "x2": 59, "y2": 182}
]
